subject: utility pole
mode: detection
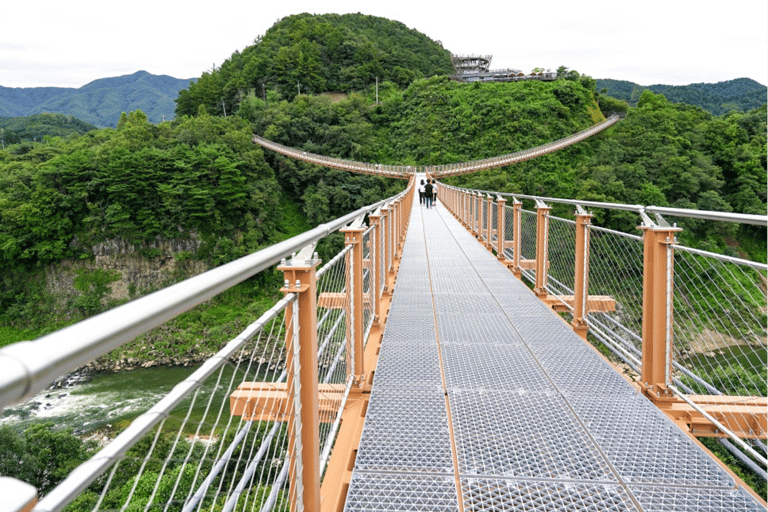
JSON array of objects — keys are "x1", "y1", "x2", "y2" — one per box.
[{"x1": 297, "y1": 81, "x2": 301, "y2": 96}]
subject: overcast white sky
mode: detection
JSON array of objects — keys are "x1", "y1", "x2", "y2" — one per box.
[{"x1": 2, "y1": 0, "x2": 766, "y2": 89}]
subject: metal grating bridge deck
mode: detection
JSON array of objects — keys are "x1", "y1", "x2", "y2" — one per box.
[{"x1": 343, "y1": 176, "x2": 763, "y2": 512}]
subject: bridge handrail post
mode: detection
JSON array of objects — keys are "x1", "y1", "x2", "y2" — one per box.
[
  {"x1": 278, "y1": 247, "x2": 322, "y2": 512},
  {"x1": 496, "y1": 196, "x2": 507, "y2": 260},
  {"x1": 571, "y1": 207, "x2": 593, "y2": 339},
  {"x1": 640, "y1": 219, "x2": 682, "y2": 397},
  {"x1": 534, "y1": 199, "x2": 551, "y2": 299},
  {"x1": 341, "y1": 222, "x2": 367, "y2": 386}
]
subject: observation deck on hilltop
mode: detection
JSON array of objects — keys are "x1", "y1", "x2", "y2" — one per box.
[{"x1": 451, "y1": 53, "x2": 556, "y2": 82}]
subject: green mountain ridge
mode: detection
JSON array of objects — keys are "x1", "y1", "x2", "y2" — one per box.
[
  {"x1": 597, "y1": 77, "x2": 766, "y2": 115},
  {"x1": 0, "y1": 71, "x2": 196, "y2": 128}
]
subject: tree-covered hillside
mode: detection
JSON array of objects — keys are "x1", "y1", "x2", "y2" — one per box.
[
  {"x1": 0, "y1": 114, "x2": 98, "y2": 147},
  {"x1": 176, "y1": 13, "x2": 453, "y2": 117},
  {"x1": 596, "y1": 77, "x2": 767, "y2": 116},
  {"x1": 0, "y1": 71, "x2": 195, "y2": 128}
]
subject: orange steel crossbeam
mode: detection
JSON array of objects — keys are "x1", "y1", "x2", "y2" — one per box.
[
  {"x1": 230, "y1": 383, "x2": 348, "y2": 422},
  {"x1": 640, "y1": 385, "x2": 768, "y2": 439},
  {"x1": 543, "y1": 295, "x2": 617, "y2": 313}
]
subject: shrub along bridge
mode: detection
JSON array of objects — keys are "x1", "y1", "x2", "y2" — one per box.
[{"x1": 1, "y1": 120, "x2": 766, "y2": 512}]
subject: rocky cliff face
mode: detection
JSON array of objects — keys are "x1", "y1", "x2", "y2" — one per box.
[{"x1": 45, "y1": 237, "x2": 208, "y2": 309}]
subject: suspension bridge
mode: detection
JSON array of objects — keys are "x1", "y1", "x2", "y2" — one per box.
[{"x1": 1, "y1": 119, "x2": 766, "y2": 512}]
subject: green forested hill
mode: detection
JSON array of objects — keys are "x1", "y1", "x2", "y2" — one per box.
[
  {"x1": 175, "y1": 12, "x2": 453, "y2": 117},
  {"x1": 0, "y1": 71, "x2": 195, "y2": 128},
  {"x1": 596, "y1": 77, "x2": 767, "y2": 115},
  {"x1": 0, "y1": 113, "x2": 98, "y2": 146}
]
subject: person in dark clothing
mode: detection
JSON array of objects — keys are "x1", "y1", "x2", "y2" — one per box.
[
  {"x1": 424, "y1": 180, "x2": 434, "y2": 208},
  {"x1": 419, "y1": 179, "x2": 425, "y2": 205},
  {"x1": 431, "y1": 179, "x2": 438, "y2": 204}
]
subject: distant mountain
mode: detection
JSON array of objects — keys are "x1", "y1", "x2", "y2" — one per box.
[
  {"x1": 0, "y1": 71, "x2": 196, "y2": 128},
  {"x1": 596, "y1": 77, "x2": 767, "y2": 115}
]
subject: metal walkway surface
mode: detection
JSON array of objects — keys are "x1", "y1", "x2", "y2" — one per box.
[{"x1": 344, "y1": 177, "x2": 762, "y2": 511}]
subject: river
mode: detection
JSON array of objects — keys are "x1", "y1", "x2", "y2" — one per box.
[{"x1": 1, "y1": 365, "x2": 202, "y2": 434}]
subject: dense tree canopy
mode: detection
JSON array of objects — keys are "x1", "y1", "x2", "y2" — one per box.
[
  {"x1": 176, "y1": 13, "x2": 453, "y2": 117},
  {"x1": 0, "y1": 114, "x2": 97, "y2": 146}
]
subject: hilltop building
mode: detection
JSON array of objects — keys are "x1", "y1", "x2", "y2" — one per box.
[{"x1": 451, "y1": 54, "x2": 556, "y2": 82}]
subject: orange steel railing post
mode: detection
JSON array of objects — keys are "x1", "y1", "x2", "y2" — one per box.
[
  {"x1": 571, "y1": 206, "x2": 593, "y2": 339},
  {"x1": 511, "y1": 199, "x2": 522, "y2": 279},
  {"x1": 640, "y1": 218, "x2": 682, "y2": 397},
  {"x1": 341, "y1": 220, "x2": 366, "y2": 385},
  {"x1": 496, "y1": 196, "x2": 507, "y2": 261},
  {"x1": 533, "y1": 199, "x2": 551, "y2": 299},
  {"x1": 279, "y1": 247, "x2": 322, "y2": 512}
]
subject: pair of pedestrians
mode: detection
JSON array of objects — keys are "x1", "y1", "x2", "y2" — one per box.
[{"x1": 420, "y1": 179, "x2": 438, "y2": 208}]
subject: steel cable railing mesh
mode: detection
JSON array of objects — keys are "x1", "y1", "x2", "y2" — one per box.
[
  {"x1": 670, "y1": 247, "x2": 767, "y2": 430},
  {"x1": 503, "y1": 205, "x2": 515, "y2": 260},
  {"x1": 362, "y1": 228, "x2": 375, "y2": 346},
  {"x1": 61, "y1": 304, "x2": 294, "y2": 512},
  {"x1": 378, "y1": 221, "x2": 385, "y2": 297},
  {"x1": 585, "y1": 226, "x2": 646, "y2": 363},
  {"x1": 480, "y1": 200, "x2": 488, "y2": 242},
  {"x1": 490, "y1": 201, "x2": 499, "y2": 247},
  {"x1": 315, "y1": 246, "x2": 351, "y2": 477},
  {"x1": 545, "y1": 217, "x2": 577, "y2": 300},
  {"x1": 518, "y1": 210, "x2": 538, "y2": 283}
]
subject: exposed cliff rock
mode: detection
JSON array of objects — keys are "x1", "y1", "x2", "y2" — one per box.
[{"x1": 45, "y1": 237, "x2": 208, "y2": 311}]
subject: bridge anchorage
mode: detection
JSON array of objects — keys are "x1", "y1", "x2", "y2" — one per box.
[{"x1": 0, "y1": 122, "x2": 766, "y2": 511}]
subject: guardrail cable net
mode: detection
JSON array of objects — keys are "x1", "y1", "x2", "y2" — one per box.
[{"x1": 71, "y1": 299, "x2": 295, "y2": 512}]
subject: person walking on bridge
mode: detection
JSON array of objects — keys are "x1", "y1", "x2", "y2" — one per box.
[
  {"x1": 419, "y1": 179, "x2": 426, "y2": 206},
  {"x1": 424, "y1": 180, "x2": 434, "y2": 209},
  {"x1": 431, "y1": 179, "x2": 438, "y2": 205}
]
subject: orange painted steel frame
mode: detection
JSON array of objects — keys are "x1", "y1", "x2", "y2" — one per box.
[
  {"x1": 279, "y1": 258, "x2": 322, "y2": 512},
  {"x1": 639, "y1": 225, "x2": 680, "y2": 398},
  {"x1": 533, "y1": 201, "x2": 551, "y2": 300},
  {"x1": 571, "y1": 211, "x2": 592, "y2": 339}
]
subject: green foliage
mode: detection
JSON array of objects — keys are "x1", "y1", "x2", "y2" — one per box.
[
  {"x1": 0, "y1": 110, "x2": 287, "y2": 327},
  {"x1": 0, "y1": 423, "x2": 95, "y2": 496},
  {"x1": 376, "y1": 76, "x2": 597, "y2": 166},
  {"x1": 0, "y1": 71, "x2": 194, "y2": 127},
  {"x1": 698, "y1": 438, "x2": 767, "y2": 500},
  {"x1": 249, "y1": 91, "x2": 404, "y2": 224},
  {"x1": 0, "y1": 114, "x2": 97, "y2": 145},
  {"x1": 73, "y1": 268, "x2": 121, "y2": 312},
  {"x1": 176, "y1": 13, "x2": 453, "y2": 116},
  {"x1": 596, "y1": 77, "x2": 767, "y2": 116},
  {"x1": 0, "y1": 111, "x2": 279, "y2": 269}
]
